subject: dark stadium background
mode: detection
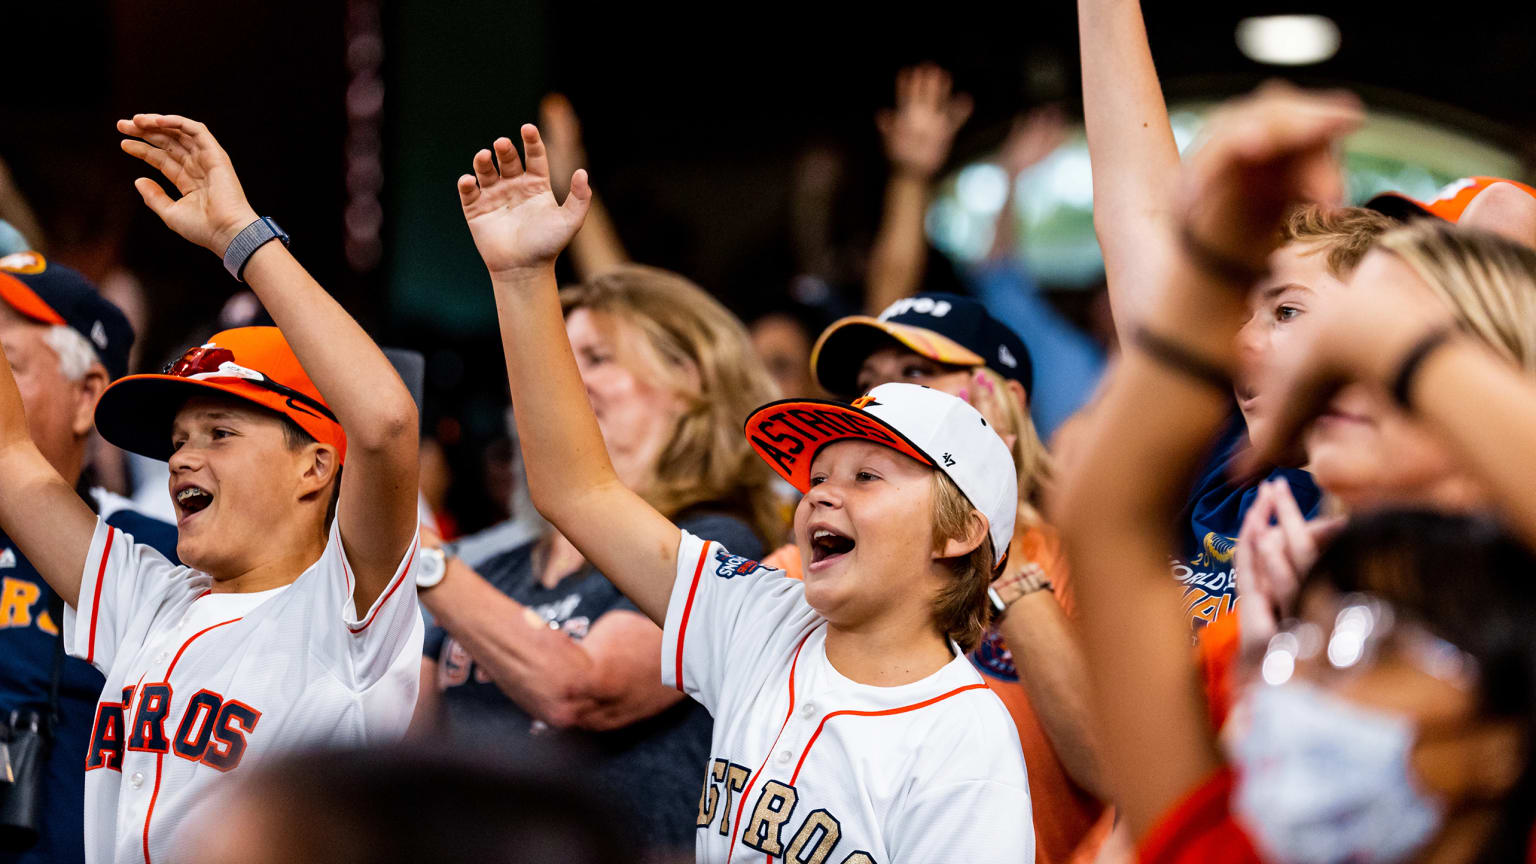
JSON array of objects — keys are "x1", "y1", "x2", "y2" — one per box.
[{"x1": 3, "y1": 0, "x2": 1532, "y2": 531}]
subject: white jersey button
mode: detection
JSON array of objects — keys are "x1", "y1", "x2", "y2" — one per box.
[
  {"x1": 129, "y1": 771, "x2": 144, "y2": 789},
  {"x1": 156, "y1": 650, "x2": 169, "y2": 663},
  {"x1": 801, "y1": 702, "x2": 817, "y2": 719},
  {"x1": 777, "y1": 749, "x2": 793, "y2": 765}
]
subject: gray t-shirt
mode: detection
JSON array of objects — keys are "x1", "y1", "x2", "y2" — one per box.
[{"x1": 425, "y1": 511, "x2": 763, "y2": 853}]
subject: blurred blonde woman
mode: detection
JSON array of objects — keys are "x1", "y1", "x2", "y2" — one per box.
[{"x1": 412, "y1": 264, "x2": 782, "y2": 856}]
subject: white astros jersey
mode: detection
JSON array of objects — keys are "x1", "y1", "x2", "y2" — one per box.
[
  {"x1": 663, "y1": 531, "x2": 1034, "y2": 864},
  {"x1": 62, "y1": 516, "x2": 424, "y2": 864}
]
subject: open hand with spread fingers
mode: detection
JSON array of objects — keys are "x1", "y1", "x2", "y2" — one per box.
[
  {"x1": 458, "y1": 124, "x2": 592, "y2": 277},
  {"x1": 117, "y1": 114, "x2": 260, "y2": 256},
  {"x1": 876, "y1": 64, "x2": 974, "y2": 180}
]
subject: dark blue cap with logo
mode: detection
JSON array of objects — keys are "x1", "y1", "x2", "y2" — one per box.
[
  {"x1": 0, "y1": 252, "x2": 135, "y2": 380},
  {"x1": 810, "y1": 292, "x2": 1033, "y2": 399}
]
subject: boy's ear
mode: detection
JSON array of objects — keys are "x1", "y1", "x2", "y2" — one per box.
[
  {"x1": 1005, "y1": 378, "x2": 1028, "y2": 411},
  {"x1": 298, "y1": 444, "x2": 340, "y2": 500},
  {"x1": 934, "y1": 510, "x2": 989, "y2": 560}
]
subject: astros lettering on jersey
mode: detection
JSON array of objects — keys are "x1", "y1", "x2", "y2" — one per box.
[
  {"x1": 664, "y1": 531, "x2": 1035, "y2": 863},
  {"x1": 64, "y1": 516, "x2": 423, "y2": 864}
]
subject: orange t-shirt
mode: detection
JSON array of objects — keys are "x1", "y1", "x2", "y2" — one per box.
[
  {"x1": 764, "y1": 525, "x2": 1109, "y2": 864},
  {"x1": 1138, "y1": 770, "x2": 1261, "y2": 864}
]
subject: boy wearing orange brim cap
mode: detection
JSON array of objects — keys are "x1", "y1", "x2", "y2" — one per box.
[{"x1": 0, "y1": 114, "x2": 423, "y2": 864}]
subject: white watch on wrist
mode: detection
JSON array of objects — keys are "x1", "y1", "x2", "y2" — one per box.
[{"x1": 416, "y1": 545, "x2": 454, "y2": 590}]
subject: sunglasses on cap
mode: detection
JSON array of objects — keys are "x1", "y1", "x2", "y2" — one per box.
[{"x1": 164, "y1": 345, "x2": 339, "y2": 424}]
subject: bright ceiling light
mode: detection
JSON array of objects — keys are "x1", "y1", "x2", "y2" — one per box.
[{"x1": 1235, "y1": 15, "x2": 1341, "y2": 66}]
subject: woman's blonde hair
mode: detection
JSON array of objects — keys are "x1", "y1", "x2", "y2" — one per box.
[
  {"x1": 930, "y1": 471, "x2": 995, "y2": 653},
  {"x1": 560, "y1": 266, "x2": 785, "y2": 544},
  {"x1": 965, "y1": 366, "x2": 1051, "y2": 530},
  {"x1": 1376, "y1": 221, "x2": 1536, "y2": 370}
]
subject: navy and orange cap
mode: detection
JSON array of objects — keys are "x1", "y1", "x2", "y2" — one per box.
[
  {"x1": 1367, "y1": 176, "x2": 1536, "y2": 224},
  {"x1": 811, "y1": 293, "x2": 1033, "y2": 399},
  {"x1": 0, "y1": 252, "x2": 134, "y2": 379},
  {"x1": 744, "y1": 382, "x2": 1017, "y2": 565},
  {"x1": 95, "y1": 326, "x2": 347, "y2": 463}
]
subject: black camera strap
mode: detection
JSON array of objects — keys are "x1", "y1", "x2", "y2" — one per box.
[{"x1": 45, "y1": 594, "x2": 64, "y2": 738}]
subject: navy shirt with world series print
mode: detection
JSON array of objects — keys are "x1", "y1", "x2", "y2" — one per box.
[
  {"x1": 1175, "y1": 412, "x2": 1321, "y2": 632},
  {"x1": 424, "y1": 510, "x2": 763, "y2": 854}
]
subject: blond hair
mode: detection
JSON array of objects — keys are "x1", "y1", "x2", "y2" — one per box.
[
  {"x1": 1282, "y1": 204, "x2": 1397, "y2": 275},
  {"x1": 965, "y1": 366, "x2": 1051, "y2": 530},
  {"x1": 1376, "y1": 221, "x2": 1536, "y2": 370},
  {"x1": 560, "y1": 266, "x2": 785, "y2": 544},
  {"x1": 930, "y1": 471, "x2": 996, "y2": 652}
]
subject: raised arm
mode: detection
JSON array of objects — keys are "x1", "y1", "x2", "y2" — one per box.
[
  {"x1": 866, "y1": 64, "x2": 972, "y2": 314},
  {"x1": 0, "y1": 342, "x2": 97, "y2": 607},
  {"x1": 1054, "y1": 87, "x2": 1360, "y2": 838},
  {"x1": 118, "y1": 114, "x2": 419, "y2": 609},
  {"x1": 458, "y1": 125, "x2": 679, "y2": 623},
  {"x1": 1078, "y1": 0, "x2": 1183, "y2": 342},
  {"x1": 540, "y1": 94, "x2": 630, "y2": 280}
]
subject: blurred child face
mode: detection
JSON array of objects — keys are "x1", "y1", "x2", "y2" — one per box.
[
  {"x1": 169, "y1": 396, "x2": 325, "y2": 575},
  {"x1": 794, "y1": 440, "x2": 945, "y2": 633},
  {"x1": 1302, "y1": 252, "x2": 1476, "y2": 512},
  {"x1": 1236, "y1": 241, "x2": 1349, "y2": 457},
  {"x1": 1281, "y1": 586, "x2": 1520, "y2": 806},
  {"x1": 750, "y1": 314, "x2": 816, "y2": 398},
  {"x1": 566, "y1": 308, "x2": 690, "y2": 492}
]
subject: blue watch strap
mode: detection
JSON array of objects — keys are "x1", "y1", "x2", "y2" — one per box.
[{"x1": 222, "y1": 217, "x2": 290, "y2": 282}]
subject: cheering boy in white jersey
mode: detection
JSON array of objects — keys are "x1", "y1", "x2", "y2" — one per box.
[
  {"x1": 0, "y1": 114, "x2": 423, "y2": 864},
  {"x1": 457, "y1": 126, "x2": 1032, "y2": 862}
]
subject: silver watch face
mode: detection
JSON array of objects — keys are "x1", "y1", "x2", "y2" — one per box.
[{"x1": 416, "y1": 547, "x2": 447, "y2": 588}]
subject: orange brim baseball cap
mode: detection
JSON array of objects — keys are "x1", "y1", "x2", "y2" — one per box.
[
  {"x1": 95, "y1": 326, "x2": 347, "y2": 463},
  {"x1": 1367, "y1": 176, "x2": 1536, "y2": 224}
]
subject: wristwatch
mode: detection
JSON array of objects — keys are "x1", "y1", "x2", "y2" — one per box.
[
  {"x1": 222, "y1": 217, "x2": 290, "y2": 282},
  {"x1": 416, "y1": 542, "x2": 458, "y2": 591},
  {"x1": 987, "y1": 565, "x2": 1054, "y2": 621}
]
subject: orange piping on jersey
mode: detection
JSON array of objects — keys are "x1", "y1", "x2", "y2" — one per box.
[
  {"x1": 756, "y1": 682, "x2": 992, "y2": 864},
  {"x1": 726, "y1": 633, "x2": 811, "y2": 864},
  {"x1": 787, "y1": 682, "x2": 989, "y2": 785},
  {"x1": 144, "y1": 752, "x2": 165, "y2": 864},
  {"x1": 672, "y1": 541, "x2": 713, "y2": 693},
  {"x1": 141, "y1": 616, "x2": 242, "y2": 864},
  {"x1": 346, "y1": 537, "x2": 420, "y2": 634},
  {"x1": 87, "y1": 526, "x2": 116, "y2": 665}
]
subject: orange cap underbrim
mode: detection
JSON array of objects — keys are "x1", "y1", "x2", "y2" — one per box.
[
  {"x1": 811, "y1": 317, "x2": 985, "y2": 397},
  {"x1": 0, "y1": 271, "x2": 65, "y2": 325},
  {"x1": 744, "y1": 397, "x2": 934, "y2": 493},
  {"x1": 95, "y1": 373, "x2": 348, "y2": 464}
]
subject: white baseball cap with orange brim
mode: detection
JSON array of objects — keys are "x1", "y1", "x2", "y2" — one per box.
[{"x1": 743, "y1": 382, "x2": 1017, "y2": 566}]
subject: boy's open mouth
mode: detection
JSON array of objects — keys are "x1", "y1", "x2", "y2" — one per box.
[
  {"x1": 176, "y1": 485, "x2": 214, "y2": 517},
  {"x1": 811, "y1": 528, "x2": 855, "y2": 564}
]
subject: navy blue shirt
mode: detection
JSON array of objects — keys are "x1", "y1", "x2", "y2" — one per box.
[
  {"x1": 0, "y1": 509, "x2": 178, "y2": 864},
  {"x1": 425, "y1": 511, "x2": 762, "y2": 853},
  {"x1": 1174, "y1": 413, "x2": 1321, "y2": 632}
]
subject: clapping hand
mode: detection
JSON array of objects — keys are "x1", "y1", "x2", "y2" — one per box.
[
  {"x1": 458, "y1": 125, "x2": 592, "y2": 277},
  {"x1": 1234, "y1": 478, "x2": 1345, "y2": 651},
  {"x1": 118, "y1": 114, "x2": 260, "y2": 256},
  {"x1": 876, "y1": 64, "x2": 974, "y2": 179}
]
